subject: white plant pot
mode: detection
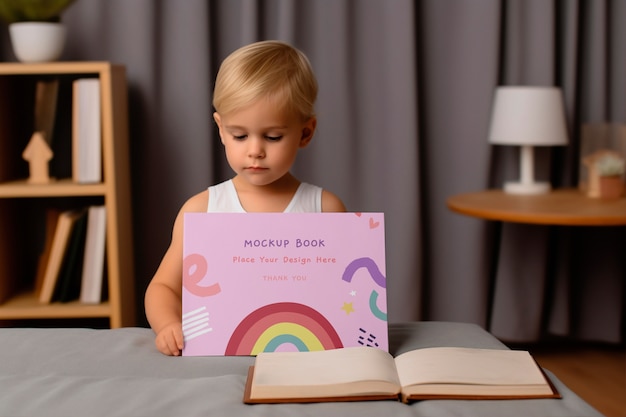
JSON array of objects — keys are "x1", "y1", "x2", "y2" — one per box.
[{"x1": 9, "y1": 22, "x2": 67, "y2": 63}]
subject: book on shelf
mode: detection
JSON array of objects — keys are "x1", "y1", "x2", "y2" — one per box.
[
  {"x1": 34, "y1": 209, "x2": 62, "y2": 297},
  {"x1": 38, "y1": 209, "x2": 85, "y2": 304},
  {"x1": 54, "y1": 209, "x2": 88, "y2": 303},
  {"x1": 243, "y1": 346, "x2": 560, "y2": 404},
  {"x1": 34, "y1": 79, "x2": 59, "y2": 144},
  {"x1": 72, "y1": 78, "x2": 102, "y2": 183},
  {"x1": 79, "y1": 205, "x2": 107, "y2": 304}
]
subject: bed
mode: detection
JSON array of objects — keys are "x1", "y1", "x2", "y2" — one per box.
[{"x1": 0, "y1": 321, "x2": 603, "y2": 417}]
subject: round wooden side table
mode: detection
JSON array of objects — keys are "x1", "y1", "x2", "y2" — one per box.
[{"x1": 446, "y1": 189, "x2": 626, "y2": 226}]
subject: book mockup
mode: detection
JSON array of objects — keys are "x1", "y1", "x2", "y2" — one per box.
[{"x1": 182, "y1": 212, "x2": 387, "y2": 356}]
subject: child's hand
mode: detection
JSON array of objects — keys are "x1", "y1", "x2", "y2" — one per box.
[{"x1": 155, "y1": 322, "x2": 184, "y2": 356}]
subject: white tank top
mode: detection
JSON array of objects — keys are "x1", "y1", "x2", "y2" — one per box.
[{"x1": 207, "y1": 179, "x2": 322, "y2": 212}]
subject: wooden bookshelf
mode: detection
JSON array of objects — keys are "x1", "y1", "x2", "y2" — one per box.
[{"x1": 0, "y1": 62, "x2": 134, "y2": 328}]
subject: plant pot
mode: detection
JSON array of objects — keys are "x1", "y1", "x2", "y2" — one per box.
[
  {"x1": 9, "y1": 22, "x2": 66, "y2": 63},
  {"x1": 598, "y1": 176, "x2": 624, "y2": 199}
]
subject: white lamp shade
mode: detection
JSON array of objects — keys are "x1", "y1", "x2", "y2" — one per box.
[{"x1": 488, "y1": 87, "x2": 568, "y2": 146}]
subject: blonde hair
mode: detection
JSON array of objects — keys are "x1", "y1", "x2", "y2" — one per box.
[{"x1": 212, "y1": 40, "x2": 318, "y2": 120}]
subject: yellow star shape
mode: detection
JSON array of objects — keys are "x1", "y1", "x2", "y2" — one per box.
[{"x1": 341, "y1": 302, "x2": 355, "y2": 315}]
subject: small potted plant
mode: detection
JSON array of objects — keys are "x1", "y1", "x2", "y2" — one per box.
[
  {"x1": 595, "y1": 153, "x2": 625, "y2": 199},
  {"x1": 0, "y1": 0, "x2": 76, "y2": 62}
]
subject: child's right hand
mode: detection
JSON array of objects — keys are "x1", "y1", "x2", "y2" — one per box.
[{"x1": 155, "y1": 322, "x2": 184, "y2": 356}]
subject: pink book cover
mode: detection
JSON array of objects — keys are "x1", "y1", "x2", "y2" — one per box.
[{"x1": 182, "y1": 212, "x2": 387, "y2": 356}]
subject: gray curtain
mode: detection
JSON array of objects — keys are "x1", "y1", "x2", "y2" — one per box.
[{"x1": 2, "y1": 0, "x2": 623, "y2": 344}]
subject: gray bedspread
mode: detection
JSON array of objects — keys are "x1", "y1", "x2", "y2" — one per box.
[{"x1": 0, "y1": 321, "x2": 603, "y2": 417}]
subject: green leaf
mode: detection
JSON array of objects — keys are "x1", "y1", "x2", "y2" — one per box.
[{"x1": 0, "y1": 0, "x2": 76, "y2": 23}]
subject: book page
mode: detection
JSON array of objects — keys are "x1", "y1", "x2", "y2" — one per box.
[
  {"x1": 394, "y1": 347, "x2": 550, "y2": 395},
  {"x1": 251, "y1": 347, "x2": 401, "y2": 399}
]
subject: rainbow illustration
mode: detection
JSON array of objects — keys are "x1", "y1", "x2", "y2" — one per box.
[{"x1": 225, "y1": 302, "x2": 343, "y2": 355}]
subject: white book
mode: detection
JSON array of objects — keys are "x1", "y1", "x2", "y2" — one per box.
[
  {"x1": 72, "y1": 78, "x2": 101, "y2": 183},
  {"x1": 80, "y1": 205, "x2": 107, "y2": 304}
]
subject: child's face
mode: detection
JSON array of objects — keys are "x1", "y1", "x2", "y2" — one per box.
[{"x1": 214, "y1": 97, "x2": 315, "y2": 187}]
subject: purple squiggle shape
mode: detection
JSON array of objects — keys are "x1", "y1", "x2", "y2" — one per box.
[{"x1": 342, "y1": 257, "x2": 386, "y2": 288}]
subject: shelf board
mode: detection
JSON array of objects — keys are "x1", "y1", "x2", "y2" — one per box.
[
  {"x1": 0, "y1": 61, "x2": 115, "y2": 76},
  {"x1": 0, "y1": 292, "x2": 110, "y2": 319},
  {"x1": 0, "y1": 178, "x2": 106, "y2": 197}
]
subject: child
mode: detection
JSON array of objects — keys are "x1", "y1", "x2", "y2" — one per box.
[{"x1": 145, "y1": 40, "x2": 346, "y2": 356}]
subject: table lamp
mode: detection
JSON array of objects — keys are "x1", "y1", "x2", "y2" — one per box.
[{"x1": 488, "y1": 86, "x2": 569, "y2": 194}]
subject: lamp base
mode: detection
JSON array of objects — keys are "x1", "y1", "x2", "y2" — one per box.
[{"x1": 503, "y1": 181, "x2": 551, "y2": 195}]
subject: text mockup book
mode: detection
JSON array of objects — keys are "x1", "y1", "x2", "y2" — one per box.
[{"x1": 182, "y1": 212, "x2": 387, "y2": 356}]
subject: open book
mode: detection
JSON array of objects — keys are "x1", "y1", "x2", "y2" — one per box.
[{"x1": 244, "y1": 346, "x2": 560, "y2": 404}]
